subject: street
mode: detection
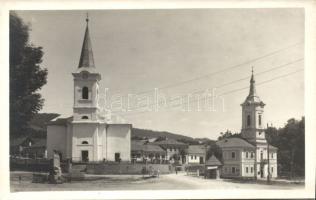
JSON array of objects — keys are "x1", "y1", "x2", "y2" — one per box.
[{"x1": 10, "y1": 171, "x2": 304, "y2": 192}]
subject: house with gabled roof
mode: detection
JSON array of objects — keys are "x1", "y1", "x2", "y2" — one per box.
[
  {"x1": 185, "y1": 145, "x2": 207, "y2": 164},
  {"x1": 151, "y1": 138, "x2": 188, "y2": 164},
  {"x1": 131, "y1": 140, "x2": 167, "y2": 163}
]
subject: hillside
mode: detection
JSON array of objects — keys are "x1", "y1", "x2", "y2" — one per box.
[
  {"x1": 26, "y1": 113, "x2": 215, "y2": 144},
  {"x1": 131, "y1": 128, "x2": 215, "y2": 144}
]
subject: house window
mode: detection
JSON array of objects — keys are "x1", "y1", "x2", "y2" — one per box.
[
  {"x1": 247, "y1": 115, "x2": 251, "y2": 127},
  {"x1": 232, "y1": 167, "x2": 236, "y2": 174},
  {"x1": 251, "y1": 167, "x2": 253, "y2": 173},
  {"x1": 231, "y1": 152, "x2": 236, "y2": 159},
  {"x1": 81, "y1": 116, "x2": 88, "y2": 119},
  {"x1": 191, "y1": 155, "x2": 193, "y2": 159},
  {"x1": 194, "y1": 155, "x2": 197, "y2": 159},
  {"x1": 259, "y1": 114, "x2": 262, "y2": 126},
  {"x1": 246, "y1": 167, "x2": 248, "y2": 173},
  {"x1": 82, "y1": 141, "x2": 88, "y2": 144},
  {"x1": 82, "y1": 87, "x2": 89, "y2": 99},
  {"x1": 251, "y1": 152, "x2": 254, "y2": 158},
  {"x1": 246, "y1": 152, "x2": 248, "y2": 158},
  {"x1": 271, "y1": 153, "x2": 274, "y2": 158}
]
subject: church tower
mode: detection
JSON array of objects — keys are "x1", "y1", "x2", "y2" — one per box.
[
  {"x1": 241, "y1": 68, "x2": 266, "y2": 144},
  {"x1": 72, "y1": 16, "x2": 101, "y2": 122}
]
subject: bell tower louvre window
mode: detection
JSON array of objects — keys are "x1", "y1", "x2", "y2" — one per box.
[
  {"x1": 247, "y1": 115, "x2": 251, "y2": 127},
  {"x1": 82, "y1": 87, "x2": 89, "y2": 99}
]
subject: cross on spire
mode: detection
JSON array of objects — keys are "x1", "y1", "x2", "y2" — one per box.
[{"x1": 86, "y1": 12, "x2": 89, "y2": 24}]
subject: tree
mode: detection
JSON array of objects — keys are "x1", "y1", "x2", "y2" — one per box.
[
  {"x1": 217, "y1": 130, "x2": 241, "y2": 141},
  {"x1": 10, "y1": 12, "x2": 47, "y2": 141},
  {"x1": 207, "y1": 143, "x2": 222, "y2": 162},
  {"x1": 266, "y1": 117, "x2": 305, "y2": 178}
]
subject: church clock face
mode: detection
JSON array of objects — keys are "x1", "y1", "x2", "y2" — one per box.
[{"x1": 82, "y1": 71, "x2": 89, "y2": 79}]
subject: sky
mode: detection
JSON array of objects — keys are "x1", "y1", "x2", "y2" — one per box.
[{"x1": 14, "y1": 9, "x2": 304, "y2": 140}]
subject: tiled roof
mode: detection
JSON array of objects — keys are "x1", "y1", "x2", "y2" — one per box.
[
  {"x1": 131, "y1": 141, "x2": 166, "y2": 153},
  {"x1": 151, "y1": 138, "x2": 187, "y2": 147},
  {"x1": 216, "y1": 137, "x2": 255, "y2": 148},
  {"x1": 217, "y1": 137, "x2": 278, "y2": 151},
  {"x1": 206, "y1": 155, "x2": 222, "y2": 166},
  {"x1": 187, "y1": 145, "x2": 206, "y2": 154}
]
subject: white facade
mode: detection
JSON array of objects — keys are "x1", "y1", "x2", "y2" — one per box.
[
  {"x1": 47, "y1": 17, "x2": 131, "y2": 162},
  {"x1": 218, "y1": 70, "x2": 278, "y2": 179},
  {"x1": 186, "y1": 154, "x2": 205, "y2": 164}
]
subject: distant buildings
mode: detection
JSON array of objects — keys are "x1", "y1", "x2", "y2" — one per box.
[
  {"x1": 131, "y1": 140, "x2": 167, "y2": 163},
  {"x1": 217, "y1": 70, "x2": 278, "y2": 179}
]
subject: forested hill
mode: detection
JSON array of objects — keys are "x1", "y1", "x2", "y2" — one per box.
[
  {"x1": 27, "y1": 113, "x2": 215, "y2": 144},
  {"x1": 131, "y1": 128, "x2": 215, "y2": 144}
]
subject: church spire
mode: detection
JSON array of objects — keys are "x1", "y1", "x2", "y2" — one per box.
[
  {"x1": 78, "y1": 14, "x2": 95, "y2": 68},
  {"x1": 248, "y1": 66, "x2": 257, "y2": 97},
  {"x1": 242, "y1": 67, "x2": 264, "y2": 105}
]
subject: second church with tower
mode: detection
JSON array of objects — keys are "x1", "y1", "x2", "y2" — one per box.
[{"x1": 217, "y1": 69, "x2": 278, "y2": 179}]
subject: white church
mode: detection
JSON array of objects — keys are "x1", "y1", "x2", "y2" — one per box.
[
  {"x1": 217, "y1": 69, "x2": 278, "y2": 179},
  {"x1": 47, "y1": 17, "x2": 131, "y2": 162}
]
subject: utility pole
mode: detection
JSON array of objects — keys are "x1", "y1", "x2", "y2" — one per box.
[
  {"x1": 254, "y1": 143, "x2": 257, "y2": 181},
  {"x1": 204, "y1": 144, "x2": 207, "y2": 179},
  {"x1": 266, "y1": 123, "x2": 271, "y2": 184}
]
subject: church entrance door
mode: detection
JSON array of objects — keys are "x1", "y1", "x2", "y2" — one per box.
[
  {"x1": 81, "y1": 150, "x2": 89, "y2": 162},
  {"x1": 115, "y1": 153, "x2": 121, "y2": 162}
]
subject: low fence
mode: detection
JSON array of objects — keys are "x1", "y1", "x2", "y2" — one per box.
[
  {"x1": 10, "y1": 157, "x2": 69, "y2": 172},
  {"x1": 10, "y1": 157, "x2": 51, "y2": 172},
  {"x1": 86, "y1": 163, "x2": 172, "y2": 175}
]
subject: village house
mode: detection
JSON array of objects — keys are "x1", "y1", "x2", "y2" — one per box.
[
  {"x1": 185, "y1": 145, "x2": 207, "y2": 164},
  {"x1": 217, "y1": 70, "x2": 278, "y2": 179},
  {"x1": 46, "y1": 17, "x2": 131, "y2": 163},
  {"x1": 131, "y1": 140, "x2": 167, "y2": 163},
  {"x1": 151, "y1": 138, "x2": 188, "y2": 164}
]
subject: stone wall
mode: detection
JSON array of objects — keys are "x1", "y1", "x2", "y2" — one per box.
[{"x1": 86, "y1": 163, "x2": 171, "y2": 175}]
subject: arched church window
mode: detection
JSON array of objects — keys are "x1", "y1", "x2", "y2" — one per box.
[
  {"x1": 82, "y1": 141, "x2": 88, "y2": 144},
  {"x1": 82, "y1": 87, "x2": 89, "y2": 99},
  {"x1": 247, "y1": 115, "x2": 251, "y2": 127},
  {"x1": 81, "y1": 116, "x2": 88, "y2": 119},
  {"x1": 258, "y1": 114, "x2": 262, "y2": 126}
]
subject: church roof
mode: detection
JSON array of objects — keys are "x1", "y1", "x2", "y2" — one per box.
[
  {"x1": 47, "y1": 116, "x2": 73, "y2": 126},
  {"x1": 78, "y1": 16, "x2": 95, "y2": 69},
  {"x1": 217, "y1": 137, "x2": 278, "y2": 151},
  {"x1": 242, "y1": 68, "x2": 265, "y2": 106},
  {"x1": 216, "y1": 137, "x2": 255, "y2": 148}
]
